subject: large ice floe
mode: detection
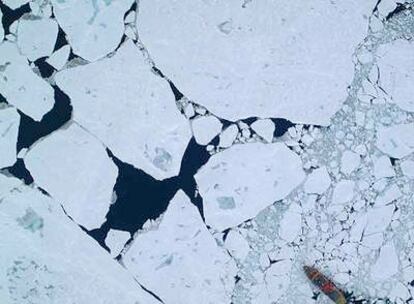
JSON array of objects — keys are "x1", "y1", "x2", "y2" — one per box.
[
  {"x1": 195, "y1": 143, "x2": 305, "y2": 231},
  {"x1": 0, "y1": 174, "x2": 160, "y2": 304},
  {"x1": 51, "y1": 0, "x2": 134, "y2": 61},
  {"x1": 55, "y1": 41, "x2": 191, "y2": 180},
  {"x1": 137, "y1": 0, "x2": 375, "y2": 125},
  {"x1": 24, "y1": 123, "x2": 118, "y2": 230},
  {"x1": 0, "y1": 42, "x2": 54, "y2": 121},
  {"x1": 123, "y1": 191, "x2": 236, "y2": 304}
]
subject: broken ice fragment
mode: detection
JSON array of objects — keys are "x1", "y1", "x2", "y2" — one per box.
[
  {"x1": 340, "y1": 150, "x2": 360, "y2": 175},
  {"x1": 219, "y1": 124, "x2": 238, "y2": 148},
  {"x1": 304, "y1": 166, "x2": 331, "y2": 194},
  {"x1": 0, "y1": 107, "x2": 20, "y2": 168},
  {"x1": 138, "y1": 0, "x2": 375, "y2": 125},
  {"x1": 251, "y1": 119, "x2": 275, "y2": 143},
  {"x1": 224, "y1": 229, "x2": 250, "y2": 261},
  {"x1": 17, "y1": 17, "x2": 58, "y2": 61},
  {"x1": 46, "y1": 45, "x2": 70, "y2": 70},
  {"x1": 24, "y1": 123, "x2": 118, "y2": 230},
  {"x1": 55, "y1": 41, "x2": 191, "y2": 180},
  {"x1": 371, "y1": 242, "x2": 399, "y2": 281},
  {"x1": 376, "y1": 40, "x2": 414, "y2": 112},
  {"x1": 373, "y1": 155, "x2": 395, "y2": 179},
  {"x1": 123, "y1": 190, "x2": 236, "y2": 304},
  {"x1": 105, "y1": 229, "x2": 130, "y2": 258},
  {"x1": 278, "y1": 203, "x2": 302, "y2": 242},
  {"x1": 2, "y1": 0, "x2": 29, "y2": 10},
  {"x1": 51, "y1": 0, "x2": 134, "y2": 61},
  {"x1": 376, "y1": 123, "x2": 414, "y2": 158},
  {"x1": 195, "y1": 143, "x2": 305, "y2": 231},
  {"x1": 0, "y1": 42, "x2": 54, "y2": 121},
  {"x1": 332, "y1": 180, "x2": 355, "y2": 204},
  {"x1": 0, "y1": 176, "x2": 160, "y2": 304},
  {"x1": 191, "y1": 115, "x2": 222, "y2": 145},
  {"x1": 401, "y1": 160, "x2": 414, "y2": 178}
]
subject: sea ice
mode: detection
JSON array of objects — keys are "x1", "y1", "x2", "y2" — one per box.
[
  {"x1": 373, "y1": 155, "x2": 395, "y2": 179},
  {"x1": 46, "y1": 45, "x2": 70, "y2": 71},
  {"x1": 371, "y1": 242, "x2": 399, "y2": 281},
  {"x1": 55, "y1": 41, "x2": 191, "y2": 180},
  {"x1": 377, "y1": 40, "x2": 414, "y2": 112},
  {"x1": 17, "y1": 17, "x2": 58, "y2": 61},
  {"x1": 123, "y1": 190, "x2": 236, "y2": 304},
  {"x1": 24, "y1": 123, "x2": 118, "y2": 230},
  {"x1": 376, "y1": 123, "x2": 414, "y2": 158},
  {"x1": 219, "y1": 124, "x2": 239, "y2": 148},
  {"x1": 195, "y1": 143, "x2": 305, "y2": 231},
  {"x1": 0, "y1": 174, "x2": 160, "y2": 304},
  {"x1": 51, "y1": 0, "x2": 134, "y2": 61},
  {"x1": 138, "y1": 0, "x2": 375, "y2": 125},
  {"x1": 332, "y1": 180, "x2": 355, "y2": 204},
  {"x1": 224, "y1": 229, "x2": 250, "y2": 261},
  {"x1": 0, "y1": 107, "x2": 20, "y2": 168},
  {"x1": 401, "y1": 160, "x2": 414, "y2": 178},
  {"x1": 303, "y1": 166, "x2": 331, "y2": 194},
  {"x1": 192, "y1": 115, "x2": 222, "y2": 145},
  {"x1": 105, "y1": 229, "x2": 130, "y2": 258},
  {"x1": 2, "y1": 0, "x2": 28, "y2": 9},
  {"x1": 0, "y1": 42, "x2": 54, "y2": 121},
  {"x1": 251, "y1": 119, "x2": 275, "y2": 143},
  {"x1": 340, "y1": 150, "x2": 361, "y2": 175}
]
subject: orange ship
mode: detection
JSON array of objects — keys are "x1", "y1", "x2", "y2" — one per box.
[{"x1": 303, "y1": 265, "x2": 347, "y2": 304}]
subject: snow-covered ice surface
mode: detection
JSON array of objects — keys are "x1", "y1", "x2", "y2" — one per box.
[
  {"x1": 24, "y1": 122, "x2": 118, "y2": 230},
  {"x1": 55, "y1": 40, "x2": 191, "y2": 180},
  {"x1": 2, "y1": 1, "x2": 414, "y2": 304}
]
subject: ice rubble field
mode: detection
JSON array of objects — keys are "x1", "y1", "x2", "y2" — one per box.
[{"x1": 1, "y1": 0, "x2": 414, "y2": 303}]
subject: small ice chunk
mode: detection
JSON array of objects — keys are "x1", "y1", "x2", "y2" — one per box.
[
  {"x1": 332, "y1": 180, "x2": 355, "y2": 204},
  {"x1": 124, "y1": 11, "x2": 135, "y2": 24},
  {"x1": 265, "y1": 259, "x2": 293, "y2": 300},
  {"x1": 24, "y1": 123, "x2": 118, "y2": 230},
  {"x1": 51, "y1": 0, "x2": 134, "y2": 61},
  {"x1": 377, "y1": 40, "x2": 414, "y2": 112},
  {"x1": 55, "y1": 41, "x2": 191, "y2": 180},
  {"x1": 365, "y1": 205, "x2": 394, "y2": 234},
  {"x1": 46, "y1": 45, "x2": 70, "y2": 70},
  {"x1": 279, "y1": 204, "x2": 302, "y2": 242},
  {"x1": 401, "y1": 160, "x2": 414, "y2": 178},
  {"x1": 123, "y1": 191, "x2": 236, "y2": 304},
  {"x1": 17, "y1": 18, "x2": 58, "y2": 61},
  {"x1": 192, "y1": 115, "x2": 222, "y2": 145},
  {"x1": 0, "y1": 107, "x2": 20, "y2": 168},
  {"x1": 195, "y1": 143, "x2": 305, "y2": 231},
  {"x1": 105, "y1": 229, "x2": 130, "y2": 258},
  {"x1": 376, "y1": 184, "x2": 402, "y2": 206},
  {"x1": 251, "y1": 119, "x2": 275, "y2": 142},
  {"x1": 371, "y1": 242, "x2": 399, "y2": 281},
  {"x1": 2, "y1": 0, "x2": 28, "y2": 9},
  {"x1": 224, "y1": 229, "x2": 250, "y2": 261},
  {"x1": 0, "y1": 42, "x2": 54, "y2": 121},
  {"x1": 374, "y1": 155, "x2": 394, "y2": 179},
  {"x1": 304, "y1": 166, "x2": 331, "y2": 194},
  {"x1": 340, "y1": 150, "x2": 361, "y2": 174},
  {"x1": 376, "y1": 123, "x2": 414, "y2": 159},
  {"x1": 219, "y1": 125, "x2": 238, "y2": 148},
  {"x1": 376, "y1": 0, "x2": 398, "y2": 17}
]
